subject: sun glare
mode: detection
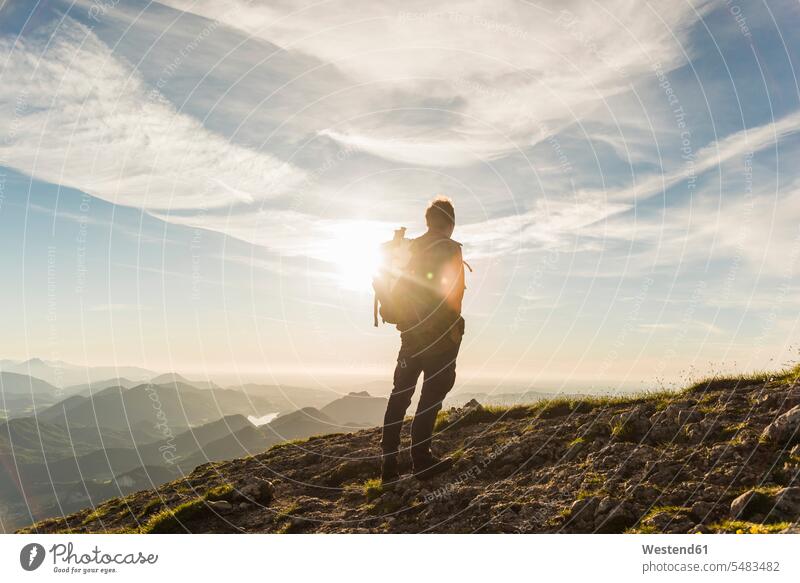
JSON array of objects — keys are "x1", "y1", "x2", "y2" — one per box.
[{"x1": 326, "y1": 221, "x2": 386, "y2": 292}]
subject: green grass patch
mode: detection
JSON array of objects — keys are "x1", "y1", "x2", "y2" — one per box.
[
  {"x1": 140, "y1": 498, "x2": 208, "y2": 534},
  {"x1": 741, "y1": 485, "x2": 783, "y2": 496},
  {"x1": 710, "y1": 520, "x2": 791, "y2": 534},
  {"x1": 269, "y1": 438, "x2": 310, "y2": 451},
  {"x1": 435, "y1": 391, "x2": 680, "y2": 432},
  {"x1": 582, "y1": 472, "x2": 605, "y2": 489},
  {"x1": 138, "y1": 498, "x2": 165, "y2": 519},
  {"x1": 610, "y1": 419, "x2": 636, "y2": 441},
  {"x1": 724, "y1": 421, "x2": 748, "y2": 433},
  {"x1": 275, "y1": 502, "x2": 301, "y2": 522},
  {"x1": 642, "y1": 505, "x2": 692, "y2": 521},
  {"x1": 362, "y1": 478, "x2": 384, "y2": 501},
  {"x1": 80, "y1": 502, "x2": 120, "y2": 526},
  {"x1": 137, "y1": 484, "x2": 235, "y2": 533},
  {"x1": 205, "y1": 483, "x2": 234, "y2": 501},
  {"x1": 568, "y1": 437, "x2": 586, "y2": 448},
  {"x1": 686, "y1": 366, "x2": 798, "y2": 396},
  {"x1": 626, "y1": 524, "x2": 660, "y2": 534}
]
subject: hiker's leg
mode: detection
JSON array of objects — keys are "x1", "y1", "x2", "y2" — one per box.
[
  {"x1": 410, "y1": 344, "x2": 460, "y2": 461},
  {"x1": 381, "y1": 354, "x2": 422, "y2": 456}
]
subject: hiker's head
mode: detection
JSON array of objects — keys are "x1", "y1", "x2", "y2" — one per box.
[{"x1": 425, "y1": 196, "x2": 455, "y2": 236}]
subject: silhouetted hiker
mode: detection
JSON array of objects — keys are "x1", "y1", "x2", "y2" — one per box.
[{"x1": 376, "y1": 197, "x2": 466, "y2": 482}]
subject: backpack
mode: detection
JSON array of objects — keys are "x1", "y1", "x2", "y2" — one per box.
[
  {"x1": 372, "y1": 229, "x2": 472, "y2": 327},
  {"x1": 372, "y1": 227, "x2": 412, "y2": 326}
]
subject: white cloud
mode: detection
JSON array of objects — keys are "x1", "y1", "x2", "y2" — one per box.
[
  {"x1": 0, "y1": 18, "x2": 305, "y2": 211},
  {"x1": 605, "y1": 109, "x2": 800, "y2": 204},
  {"x1": 159, "y1": 0, "x2": 720, "y2": 166}
]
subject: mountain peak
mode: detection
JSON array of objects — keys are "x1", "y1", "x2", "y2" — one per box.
[
  {"x1": 149, "y1": 372, "x2": 190, "y2": 384},
  {"x1": 347, "y1": 391, "x2": 372, "y2": 397}
]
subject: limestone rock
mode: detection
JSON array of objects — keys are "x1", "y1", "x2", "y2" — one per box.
[
  {"x1": 761, "y1": 405, "x2": 800, "y2": 444},
  {"x1": 730, "y1": 490, "x2": 773, "y2": 520},
  {"x1": 207, "y1": 500, "x2": 233, "y2": 513},
  {"x1": 236, "y1": 478, "x2": 275, "y2": 506}
]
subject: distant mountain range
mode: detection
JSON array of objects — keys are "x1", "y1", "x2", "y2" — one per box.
[
  {"x1": 0, "y1": 360, "x2": 391, "y2": 532},
  {"x1": 37, "y1": 382, "x2": 275, "y2": 429},
  {"x1": 0, "y1": 358, "x2": 155, "y2": 388}
]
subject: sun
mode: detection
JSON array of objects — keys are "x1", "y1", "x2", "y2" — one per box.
[{"x1": 325, "y1": 221, "x2": 386, "y2": 292}]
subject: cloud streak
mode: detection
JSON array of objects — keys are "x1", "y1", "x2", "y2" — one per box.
[{"x1": 0, "y1": 18, "x2": 305, "y2": 211}]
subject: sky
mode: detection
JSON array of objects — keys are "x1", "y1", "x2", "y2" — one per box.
[{"x1": 0, "y1": 0, "x2": 798, "y2": 392}]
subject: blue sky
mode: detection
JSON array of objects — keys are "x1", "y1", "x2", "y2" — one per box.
[{"x1": 0, "y1": 0, "x2": 798, "y2": 391}]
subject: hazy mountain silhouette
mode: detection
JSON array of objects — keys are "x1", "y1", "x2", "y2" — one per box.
[
  {"x1": 0, "y1": 371, "x2": 60, "y2": 395},
  {"x1": 0, "y1": 372, "x2": 67, "y2": 417},
  {"x1": 37, "y1": 382, "x2": 275, "y2": 429},
  {"x1": 63, "y1": 377, "x2": 140, "y2": 396},
  {"x1": 0, "y1": 358, "x2": 155, "y2": 388},
  {"x1": 261, "y1": 407, "x2": 338, "y2": 442},
  {"x1": 320, "y1": 391, "x2": 388, "y2": 427},
  {"x1": 149, "y1": 372, "x2": 220, "y2": 390},
  {"x1": 232, "y1": 383, "x2": 337, "y2": 411}
]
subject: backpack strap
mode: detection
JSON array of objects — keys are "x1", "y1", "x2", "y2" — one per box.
[{"x1": 373, "y1": 294, "x2": 379, "y2": 327}]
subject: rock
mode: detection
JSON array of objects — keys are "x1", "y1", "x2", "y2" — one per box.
[
  {"x1": 610, "y1": 406, "x2": 651, "y2": 442},
  {"x1": 236, "y1": 478, "x2": 275, "y2": 506},
  {"x1": 642, "y1": 508, "x2": 695, "y2": 533},
  {"x1": 463, "y1": 398, "x2": 483, "y2": 412},
  {"x1": 238, "y1": 502, "x2": 251, "y2": 511},
  {"x1": 761, "y1": 405, "x2": 800, "y2": 444},
  {"x1": 730, "y1": 490, "x2": 773, "y2": 520},
  {"x1": 690, "y1": 500, "x2": 715, "y2": 523},
  {"x1": 440, "y1": 399, "x2": 484, "y2": 428},
  {"x1": 207, "y1": 500, "x2": 233, "y2": 513},
  {"x1": 772, "y1": 487, "x2": 800, "y2": 521},
  {"x1": 678, "y1": 410, "x2": 704, "y2": 425},
  {"x1": 594, "y1": 497, "x2": 638, "y2": 533},
  {"x1": 646, "y1": 460, "x2": 683, "y2": 485},
  {"x1": 624, "y1": 483, "x2": 660, "y2": 505},
  {"x1": 568, "y1": 496, "x2": 599, "y2": 531}
]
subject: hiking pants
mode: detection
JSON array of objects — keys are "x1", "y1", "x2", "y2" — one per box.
[{"x1": 380, "y1": 340, "x2": 461, "y2": 460}]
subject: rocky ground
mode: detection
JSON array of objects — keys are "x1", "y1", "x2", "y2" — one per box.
[{"x1": 19, "y1": 368, "x2": 800, "y2": 534}]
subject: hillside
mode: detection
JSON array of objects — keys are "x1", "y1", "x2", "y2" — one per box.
[
  {"x1": 37, "y1": 382, "x2": 275, "y2": 428},
  {"x1": 19, "y1": 368, "x2": 800, "y2": 534},
  {"x1": 321, "y1": 391, "x2": 388, "y2": 427},
  {"x1": 0, "y1": 371, "x2": 60, "y2": 394}
]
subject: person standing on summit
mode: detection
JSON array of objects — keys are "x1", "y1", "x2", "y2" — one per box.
[{"x1": 379, "y1": 196, "x2": 466, "y2": 482}]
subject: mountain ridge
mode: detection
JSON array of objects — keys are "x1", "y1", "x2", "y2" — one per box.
[{"x1": 20, "y1": 367, "x2": 800, "y2": 534}]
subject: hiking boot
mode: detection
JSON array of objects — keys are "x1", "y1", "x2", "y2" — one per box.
[
  {"x1": 380, "y1": 454, "x2": 400, "y2": 484},
  {"x1": 412, "y1": 454, "x2": 453, "y2": 480}
]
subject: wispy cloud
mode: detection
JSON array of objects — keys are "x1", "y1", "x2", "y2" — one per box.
[
  {"x1": 0, "y1": 18, "x2": 305, "y2": 211},
  {"x1": 159, "y1": 0, "x2": 720, "y2": 166}
]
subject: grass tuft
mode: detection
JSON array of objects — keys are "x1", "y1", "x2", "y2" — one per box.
[
  {"x1": 362, "y1": 478, "x2": 384, "y2": 501},
  {"x1": 140, "y1": 498, "x2": 208, "y2": 534},
  {"x1": 137, "y1": 483, "x2": 235, "y2": 533},
  {"x1": 205, "y1": 483, "x2": 234, "y2": 502}
]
